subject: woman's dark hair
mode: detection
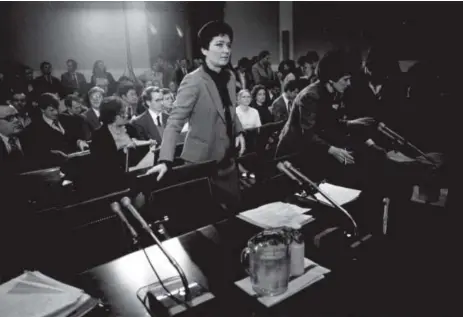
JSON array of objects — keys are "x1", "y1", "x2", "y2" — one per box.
[
  {"x1": 38, "y1": 93, "x2": 59, "y2": 110},
  {"x1": 198, "y1": 21, "x2": 234, "y2": 50},
  {"x1": 316, "y1": 49, "x2": 355, "y2": 83},
  {"x1": 92, "y1": 60, "x2": 106, "y2": 75},
  {"x1": 251, "y1": 84, "x2": 270, "y2": 107},
  {"x1": 99, "y1": 96, "x2": 125, "y2": 125},
  {"x1": 306, "y1": 51, "x2": 320, "y2": 64},
  {"x1": 278, "y1": 60, "x2": 296, "y2": 78}
]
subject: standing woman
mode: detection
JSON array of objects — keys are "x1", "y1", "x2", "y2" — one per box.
[{"x1": 146, "y1": 21, "x2": 246, "y2": 210}]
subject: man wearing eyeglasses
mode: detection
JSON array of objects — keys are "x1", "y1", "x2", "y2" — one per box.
[{"x1": 0, "y1": 104, "x2": 26, "y2": 173}]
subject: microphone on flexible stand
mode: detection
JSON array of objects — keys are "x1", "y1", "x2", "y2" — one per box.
[
  {"x1": 377, "y1": 122, "x2": 438, "y2": 168},
  {"x1": 277, "y1": 161, "x2": 359, "y2": 237},
  {"x1": 120, "y1": 196, "x2": 214, "y2": 316},
  {"x1": 110, "y1": 201, "x2": 138, "y2": 245}
]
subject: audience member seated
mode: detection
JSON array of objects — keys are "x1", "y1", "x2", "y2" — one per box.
[
  {"x1": 251, "y1": 50, "x2": 276, "y2": 88},
  {"x1": 168, "y1": 81, "x2": 178, "y2": 99},
  {"x1": 0, "y1": 104, "x2": 28, "y2": 174},
  {"x1": 236, "y1": 89, "x2": 261, "y2": 130},
  {"x1": 89, "y1": 96, "x2": 141, "y2": 192},
  {"x1": 174, "y1": 58, "x2": 191, "y2": 87},
  {"x1": 131, "y1": 86, "x2": 167, "y2": 145},
  {"x1": 139, "y1": 56, "x2": 164, "y2": 88},
  {"x1": 271, "y1": 79, "x2": 300, "y2": 122},
  {"x1": 277, "y1": 59, "x2": 297, "y2": 92},
  {"x1": 90, "y1": 60, "x2": 116, "y2": 95},
  {"x1": 60, "y1": 59, "x2": 87, "y2": 97},
  {"x1": 297, "y1": 51, "x2": 319, "y2": 87},
  {"x1": 235, "y1": 57, "x2": 253, "y2": 91},
  {"x1": 161, "y1": 88, "x2": 174, "y2": 114},
  {"x1": 82, "y1": 86, "x2": 104, "y2": 138},
  {"x1": 33, "y1": 61, "x2": 63, "y2": 98},
  {"x1": 8, "y1": 92, "x2": 32, "y2": 128},
  {"x1": 21, "y1": 93, "x2": 88, "y2": 169},
  {"x1": 117, "y1": 82, "x2": 142, "y2": 118},
  {"x1": 60, "y1": 95, "x2": 91, "y2": 141},
  {"x1": 250, "y1": 84, "x2": 272, "y2": 125}
]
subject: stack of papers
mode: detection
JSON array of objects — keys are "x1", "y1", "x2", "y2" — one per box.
[
  {"x1": 314, "y1": 183, "x2": 361, "y2": 207},
  {"x1": 237, "y1": 202, "x2": 314, "y2": 229},
  {"x1": 235, "y1": 258, "x2": 330, "y2": 307},
  {"x1": 0, "y1": 271, "x2": 98, "y2": 317}
]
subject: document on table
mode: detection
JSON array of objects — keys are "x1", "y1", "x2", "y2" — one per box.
[
  {"x1": 0, "y1": 271, "x2": 97, "y2": 317},
  {"x1": 237, "y1": 202, "x2": 314, "y2": 229},
  {"x1": 314, "y1": 182, "x2": 361, "y2": 207}
]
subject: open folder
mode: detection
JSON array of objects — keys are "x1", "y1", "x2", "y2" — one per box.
[{"x1": 0, "y1": 271, "x2": 98, "y2": 317}]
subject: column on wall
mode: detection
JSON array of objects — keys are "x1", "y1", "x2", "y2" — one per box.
[{"x1": 279, "y1": 1, "x2": 294, "y2": 61}]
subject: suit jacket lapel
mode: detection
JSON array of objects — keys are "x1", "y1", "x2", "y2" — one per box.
[
  {"x1": 200, "y1": 68, "x2": 226, "y2": 123},
  {"x1": 144, "y1": 112, "x2": 161, "y2": 143}
]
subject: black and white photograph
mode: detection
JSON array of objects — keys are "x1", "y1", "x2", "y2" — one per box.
[{"x1": 0, "y1": 1, "x2": 456, "y2": 316}]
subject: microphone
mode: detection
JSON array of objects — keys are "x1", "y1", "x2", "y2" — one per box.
[
  {"x1": 120, "y1": 196, "x2": 192, "y2": 304},
  {"x1": 281, "y1": 161, "x2": 359, "y2": 236},
  {"x1": 276, "y1": 162, "x2": 303, "y2": 187},
  {"x1": 377, "y1": 122, "x2": 438, "y2": 168},
  {"x1": 110, "y1": 201, "x2": 138, "y2": 243}
]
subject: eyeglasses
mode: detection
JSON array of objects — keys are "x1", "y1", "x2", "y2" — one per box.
[
  {"x1": 154, "y1": 98, "x2": 163, "y2": 102},
  {"x1": 0, "y1": 114, "x2": 20, "y2": 122}
]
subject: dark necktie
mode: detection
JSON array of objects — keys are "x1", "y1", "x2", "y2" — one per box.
[
  {"x1": 8, "y1": 137, "x2": 23, "y2": 159},
  {"x1": 287, "y1": 100, "x2": 293, "y2": 113},
  {"x1": 156, "y1": 115, "x2": 162, "y2": 127},
  {"x1": 52, "y1": 120, "x2": 63, "y2": 134}
]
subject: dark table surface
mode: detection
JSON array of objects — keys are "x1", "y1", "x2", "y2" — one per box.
[{"x1": 74, "y1": 200, "x2": 458, "y2": 317}]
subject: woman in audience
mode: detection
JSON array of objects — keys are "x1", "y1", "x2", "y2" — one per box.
[
  {"x1": 250, "y1": 84, "x2": 273, "y2": 125},
  {"x1": 90, "y1": 60, "x2": 116, "y2": 95},
  {"x1": 236, "y1": 89, "x2": 261, "y2": 130}
]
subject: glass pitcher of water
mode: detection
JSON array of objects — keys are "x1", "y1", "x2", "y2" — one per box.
[{"x1": 241, "y1": 228, "x2": 291, "y2": 296}]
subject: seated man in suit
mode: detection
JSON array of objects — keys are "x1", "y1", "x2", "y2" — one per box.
[
  {"x1": 21, "y1": 93, "x2": 88, "y2": 168},
  {"x1": 271, "y1": 79, "x2": 300, "y2": 122},
  {"x1": 60, "y1": 95, "x2": 91, "y2": 141},
  {"x1": 61, "y1": 59, "x2": 87, "y2": 97},
  {"x1": 82, "y1": 86, "x2": 104, "y2": 139},
  {"x1": 131, "y1": 86, "x2": 167, "y2": 145},
  {"x1": 0, "y1": 104, "x2": 27, "y2": 174},
  {"x1": 33, "y1": 61, "x2": 63, "y2": 98}
]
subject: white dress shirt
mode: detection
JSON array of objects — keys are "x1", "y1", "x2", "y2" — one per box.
[{"x1": 148, "y1": 109, "x2": 162, "y2": 126}]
